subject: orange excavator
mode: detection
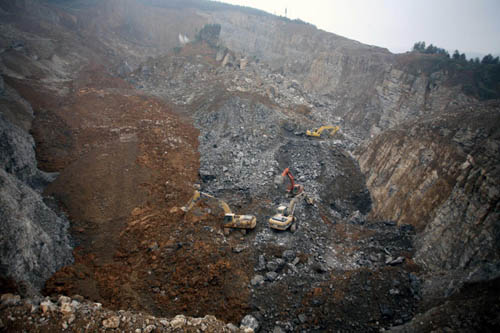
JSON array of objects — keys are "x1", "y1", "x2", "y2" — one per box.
[{"x1": 274, "y1": 167, "x2": 304, "y2": 196}]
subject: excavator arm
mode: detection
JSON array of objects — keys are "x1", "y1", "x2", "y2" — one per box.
[
  {"x1": 281, "y1": 168, "x2": 295, "y2": 192},
  {"x1": 284, "y1": 192, "x2": 305, "y2": 216},
  {"x1": 216, "y1": 199, "x2": 233, "y2": 215},
  {"x1": 306, "y1": 125, "x2": 340, "y2": 138},
  {"x1": 269, "y1": 191, "x2": 312, "y2": 232},
  {"x1": 181, "y1": 190, "x2": 256, "y2": 234},
  {"x1": 275, "y1": 168, "x2": 304, "y2": 196},
  {"x1": 181, "y1": 190, "x2": 202, "y2": 212},
  {"x1": 182, "y1": 190, "x2": 232, "y2": 214}
]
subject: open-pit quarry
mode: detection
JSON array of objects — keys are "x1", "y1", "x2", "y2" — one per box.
[{"x1": 0, "y1": 1, "x2": 499, "y2": 332}]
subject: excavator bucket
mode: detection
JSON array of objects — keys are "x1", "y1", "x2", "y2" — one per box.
[{"x1": 274, "y1": 174, "x2": 285, "y2": 185}]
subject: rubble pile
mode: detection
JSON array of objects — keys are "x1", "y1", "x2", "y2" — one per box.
[
  {"x1": 128, "y1": 42, "x2": 423, "y2": 331},
  {"x1": 195, "y1": 96, "x2": 282, "y2": 195},
  {"x1": 129, "y1": 44, "x2": 361, "y2": 148},
  {"x1": 1, "y1": 1, "x2": 497, "y2": 331},
  {"x1": 0, "y1": 293, "x2": 249, "y2": 332}
]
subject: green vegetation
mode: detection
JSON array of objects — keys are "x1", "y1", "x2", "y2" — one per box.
[
  {"x1": 412, "y1": 41, "x2": 450, "y2": 57},
  {"x1": 410, "y1": 41, "x2": 500, "y2": 100}
]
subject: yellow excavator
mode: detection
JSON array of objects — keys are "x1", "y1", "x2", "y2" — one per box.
[
  {"x1": 181, "y1": 190, "x2": 257, "y2": 235},
  {"x1": 268, "y1": 192, "x2": 313, "y2": 232},
  {"x1": 306, "y1": 125, "x2": 340, "y2": 138}
]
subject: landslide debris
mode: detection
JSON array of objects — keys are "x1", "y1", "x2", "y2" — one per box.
[
  {"x1": 129, "y1": 41, "x2": 421, "y2": 331},
  {"x1": 0, "y1": 293, "x2": 246, "y2": 332},
  {"x1": 26, "y1": 68, "x2": 253, "y2": 324},
  {"x1": 1, "y1": 1, "x2": 498, "y2": 332},
  {"x1": 128, "y1": 41, "x2": 361, "y2": 149}
]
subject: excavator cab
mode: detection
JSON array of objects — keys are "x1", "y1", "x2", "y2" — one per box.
[
  {"x1": 268, "y1": 192, "x2": 311, "y2": 232},
  {"x1": 306, "y1": 125, "x2": 340, "y2": 138},
  {"x1": 223, "y1": 214, "x2": 234, "y2": 224},
  {"x1": 277, "y1": 205, "x2": 286, "y2": 215},
  {"x1": 276, "y1": 205, "x2": 288, "y2": 216},
  {"x1": 290, "y1": 184, "x2": 304, "y2": 196}
]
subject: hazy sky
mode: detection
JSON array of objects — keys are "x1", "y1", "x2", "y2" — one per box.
[{"x1": 214, "y1": 0, "x2": 500, "y2": 57}]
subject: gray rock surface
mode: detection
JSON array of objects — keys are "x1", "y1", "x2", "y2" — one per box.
[
  {"x1": 0, "y1": 75, "x2": 4, "y2": 95},
  {"x1": 0, "y1": 115, "x2": 56, "y2": 189},
  {"x1": 0, "y1": 113, "x2": 72, "y2": 294},
  {"x1": 0, "y1": 167, "x2": 72, "y2": 293},
  {"x1": 357, "y1": 103, "x2": 500, "y2": 294},
  {"x1": 250, "y1": 275, "x2": 264, "y2": 286},
  {"x1": 265, "y1": 272, "x2": 278, "y2": 282}
]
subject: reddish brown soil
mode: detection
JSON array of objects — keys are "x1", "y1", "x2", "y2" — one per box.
[{"x1": 10, "y1": 67, "x2": 251, "y2": 323}]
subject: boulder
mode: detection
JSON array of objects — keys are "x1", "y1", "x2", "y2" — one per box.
[
  {"x1": 266, "y1": 259, "x2": 285, "y2": 272},
  {"x1": 282, "y1": 250, "x2": 296, "y2": 262},
  {"x1": 170, "y1": 315, "x2": 187, "y2": 329},
  {"x1": 102, "y1": 316, "x2": 120, "y2": 329},
  {"x1": 251, "y1": 275, "x2": 264, "y2": 286},
  {"x1": 240, "y1": 314, "x2": 259, "y2": 332},
  {"x1": 265, "y1": 272, "x2": 278, "y2": 281},
  {"x1": 0, "y1": 294, "x2": 21, "y2": 306}
]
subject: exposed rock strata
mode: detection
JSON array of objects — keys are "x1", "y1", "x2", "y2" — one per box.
[
  {"x1": 357, "y1": 103, "x2": 500, "y2": 273},
  {"x1": 0, "y1": 1, "x2": 498, "y2": 331},
  {"x1": 0, "y1": 105, "x2": 72, "y2": 294},
  {"x1": 2, "y1": 0, "x2": 481, "y2": 139}
]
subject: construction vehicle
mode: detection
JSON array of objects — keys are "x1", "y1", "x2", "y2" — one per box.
[
  {"x1": 181, "y1": 190, "x2": 256, "y2": 235},
  {"x1": 268, "y1": 192, "x2": 312, "y2": 232},
  {"x1": 274, "y1": 167, "x2": 303, "y2": 196},
  {"x1": 306, "y1": 125, "x2": 340, "y2": 138}
]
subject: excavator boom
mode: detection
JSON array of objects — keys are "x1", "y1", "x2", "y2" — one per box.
[
  {"x1": 274, "y1": 168, "x2": 304, "y2": 196},
  {"x1": 181, "y1": 190, "x2": 256, "y2": 234},
  {"x1": 287, "y1": 192, "x2": 305, "y2": 216}
]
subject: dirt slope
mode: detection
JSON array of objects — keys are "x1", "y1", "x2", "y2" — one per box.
[{"x1": 6, "y1": 66, "x2": 253, "y2": 323}]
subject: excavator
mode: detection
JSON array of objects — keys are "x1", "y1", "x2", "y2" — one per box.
[
  {"x1": 181, "y1": 190, "x2": 257, "y2": 235},
  {"x1": 268, "y1": 192, "x2": 312, "y2": 232},
  {"x1": 274, "y1": 167, "x2": 303, "y2": 197},
  {"x1": 306, "y1": 125, "x2": 340, "y2": 138}
]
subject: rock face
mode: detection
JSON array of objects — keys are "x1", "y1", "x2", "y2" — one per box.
[
  {"x1": 0, "y1": 113, "x2": 56, "y2": 189},
  {"x1": 0, "y1": 97, "x2": 72, "y2": 293},
  {"x1": 1, "y1": 0, "x2": 481, "y2": 139},
  {"x1": 357, "y1": 103, "x2": 500, "y2": 273}
]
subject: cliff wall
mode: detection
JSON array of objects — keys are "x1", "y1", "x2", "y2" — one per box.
[
  {"x1": 0, "y1": 79, "x2": 72, "y2": 294},
  {"x1": 357, "y1": 103, "x2": 500, "y2": 273},
  {"x1": 2, "y1": 0, "x2": 477, "y2": 138}
]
